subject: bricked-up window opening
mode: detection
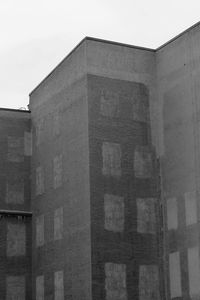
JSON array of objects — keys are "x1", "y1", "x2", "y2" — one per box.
[
  {"x1": 36, "y1": 275, "x2": 44, "y2": 300},
  {"x1": 132, "y1": 90, "x2": 149, "y2": 122},
  {"x1": 104, "y1": 194, "x2": 124, "y2": 232},
  {"x1": 7, "y1": 136, "x2": 24, "y2": 162},
  {"x1": 139, "y1": 265, "x2": 160, "y2": 300},
  {"x1": 54, "y1": 270, "x2": 64, "y2": 300},
  {"x1": 134, "y1": 146, "x2": 153, "y2": 178},
  {"x1": 102, "y1": 142, "x2": 121, "y2": 177},
  {"x1": 100, "y1": 90, "x2": 119, "y2": 117},
  {"x1": 6, "y1": 177, "x2": 24, "y2": 204},
  {"x1": 36, "y1": 166, "x2": 44, "y2": 195},
  {"x1": 54, "y1": 207, "x2": 63, "y2": 240},
  {"x1": 53, "y1": 110, "x2": 61, "y2": 136},
  {"x1": 137, "y1": 198, "x2": 156, "y2": 234},
  {"x1": 105, "y1": 263, "x2": 127, "y2": 300},
  {"x1": 169, "y1": 251, "x2": 182, "y2": 298},
  {"x1": 188, "y1": 247, "x2": 200, "y2": 298},
  {"x1": 7, "y1": 222, "x2": 26, "y2": 257},
  {"x1": 53, "y1": 155, "x2": 62, "y2": 189},
  {"x1": 184, "y1": 191, "x2": 197, "y2": 226},
  {"x1": 36, "y1": 119, "x2": 44, "y2": 146},
  {"x1": 166, "y1": 197, "x2": 178, "y2": 230},
  {"x1": 6, "y1": 276, "x2": 25, "y2": 300},
  {"x1": 36, "y1": 215, "x2": 44, "y2": 247}
]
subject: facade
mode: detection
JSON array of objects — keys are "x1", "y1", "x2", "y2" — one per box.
[{"x1": 1, "y1": 21, "x2": 200, "y2": 299}]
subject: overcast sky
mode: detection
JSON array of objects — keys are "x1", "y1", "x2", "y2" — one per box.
[{"x1": 1, "y1": 0, "x2": 200, "y2": 109}]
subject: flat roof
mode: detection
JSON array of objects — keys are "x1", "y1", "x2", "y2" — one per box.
[{"x1": 29, "y1": 21, "x2": 200, "y2": 96}]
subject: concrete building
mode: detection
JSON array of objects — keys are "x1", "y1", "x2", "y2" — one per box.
[{"x1": 1, "y1": 21, "x2": 200, "y2": 299}]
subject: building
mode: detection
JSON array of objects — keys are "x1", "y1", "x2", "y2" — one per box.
[{"x1": 1, "y1": 21, "x2": 200, "y2": 299}]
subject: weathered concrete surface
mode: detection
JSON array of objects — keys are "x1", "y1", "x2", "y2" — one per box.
[{"x1": 156, "y1": 23, "x2": 200, "y2": 300}]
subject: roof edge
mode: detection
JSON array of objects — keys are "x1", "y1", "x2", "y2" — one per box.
[
  {"x1": 156, "y1": 20, "x2": 200, "y2": 51},
  {"x1": 0, "y1": 107, "x2": 30, "y2": 113},
  {"x1": 29, "y1": 36, "x2": 155, "y2": 97}
]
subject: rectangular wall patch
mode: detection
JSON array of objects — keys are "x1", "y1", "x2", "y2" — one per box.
[
  {"x1": 167, "y1": 197, "x2": 178, "y2": 230},
  {"x1": 137, "y1": 198, "x2": 156, "y2": 234},
  {"x1": 55, "y1": 270, "x2": 64, "y2": 300},
  {"x1": 7, "y1": 222, "x2": 26, "y2": 257},
  {"x1": 139, "y1": 265, "x2": 160, "y2": 300},
  {"x1": 36, "y1": 215, "x2": 44, "y2": 247},
  {"x1": 54, "y1": 207, "x2": 63, "y2": 240},
  {"x1": 36, "y1": 166, "x2": 44, "y2": 195},
  {"x1": 24, "y1": 131, "x2": 32, "y2": 156},
  {"x1": 53, "y1": 155, "x2": 62, "y2": 189},
  {"x1": 188, "y1": 247, "x2": 200, "y2": 298},
  {"x1": 7, "y1": 136, "x2": 24, "y2": 162},
  {"x1": 169, "y1": 251, "x2": 182, "y2": 298},
  {"x1": 134, "y1": 146, "x2": 152, "y2": 178},
  {"x1": 185, "y1": 191, "x2": 197, "y2": 226},
  {"x1": 102, "y1": 142, "x2": 121, "y2": 177},
  {"x1": 104, "y1": 194, "x2": 124, "y2": 232},
  {"x1": 105, "y1": 263, "x2": 127, "y2": 300},
  {"x1": 6, "y1": 276, "x2": 25, "y2": 300},
  {"x1": 36, "y1": 275, "x2": 44, "y2": 300}
]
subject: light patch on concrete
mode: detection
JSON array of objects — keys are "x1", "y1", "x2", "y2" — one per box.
[
  {"x1": 134, "y1": 146, "x2": 152, "y2": 178},
  {"x1": 102, "y1": 142, "x2": 121, "y2": 177},
  {"x1": 166, "y1": 197, "x2": 178, "y2": 230},
  {"x1": 169, "y1": 251, "x2": 182, "y2": 298},
  {"x1": 100, "y1": 90, "x2": 119, "y2": 117},
  {"x1": 6, "y1": 178, "x2": 24, "y2": 204},
  {"x1": 53, "y1": 110, "x2": 61, "y2": 136},
  {"x1": 137, "y1": 198, "x2": 156, "y2": 234},
  {"x1": 105, "y1": 263, "x2": 127, "y2": 300},
  {"x1": 7, "y1": 136, "x2": 24, "y2": 162},
  {"x1": 54, "y1": 207, "x2": 63, "y2": 240},
  {"x1": 24, "y1": 131, "x2": 32, "y2": 156},
  {"x1": 36, "y1": 275, "x2": 44, "y2": 300},
  {"x1": 132, "y1": 86, "x2": 149, "y2": 122},
  {"x1": 54, "y1": 270, "x2": 64, "y2": 300},
  {"x1": 104, "y1": 194, "x2": 124, "y2": 232},
  {"x1": 53, "y1": 154, "x2": 62, "y2": 189},
  {"x1": 184, "y1": 191, "x2": 197, "y2": 226},
  {"x1": 139, "y1": 265, "x2": 160, "y2": 300},
  {"x1": 6, "y1": 276, "x2": 25, "y2": 300},
  {"x1": 188, "y1": 247, "x2": 200, "y2": 298},
  {"x1": 36, "y1": 215, "x2": 44, "y2": 247},
  {"x1": 36, "y1": 166, "x2": 44, "y2": 195},
  {"x1": 7, "y1": 222, "x2": 26, "y2": 257},
  {"x1": 36, "y1": 119, "x2": 44, "y2": 146}
]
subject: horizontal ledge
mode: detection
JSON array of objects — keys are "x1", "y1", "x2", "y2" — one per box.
[{"x1": 0, "y1": 209, "x2": 32, "y2": 217}]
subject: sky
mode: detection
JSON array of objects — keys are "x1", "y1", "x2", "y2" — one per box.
[{"x1": 0, "y1": 0, "x2": 200, "y2": 109}]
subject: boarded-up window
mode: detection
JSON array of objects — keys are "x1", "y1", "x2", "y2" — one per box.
[
  {"x1": 7, "y1": 223, "x2": 26, "y2": 257},
  {"x1": 53, "y1": 111, "x2": 61, "y2": 136},
  {"x1": 134, "y1": 146, "x2": 152, "y2": 178},
  {"x1": 54, "y1": 207, "x2": 63, "y2": 240},
  {"x1": 188, "y1": 247, "x2": 200, "y2": 298},
  {"x1": 53, "y1": 155, "x2": 62, "y2": 189},
  {"x1": 185, "y1": 191, "x2": 197, "y2": 226},
  {"x1": 24, "y1": 131, "x2": 32, "y2": 156},
  {"x1": 105, "y1": 263, "x2": 127, "y2": 300},
  {"x1": 36, "y1": 215, "x2": 44, "y2": 247},
  {"x1": 36, "y1": 275, "x2": 44, "y2": 300},
  {"x1": 6, "y1": 276, "x2": 25, "y2": 300},
  {"x1": 7, "y1": 136, "x2": 24, "y2": 162},
  {"x1": 139, "y1": 265, "x2": 160, "y2": 300},
  {"x1": 36, "y1": 166, "x2": 44, "y2": 195},
  {"x1": 137, "y1": 198, "x2": 156, "y2": 234},
  {"x1": 36, "y1": 119, "x2": 44, "y2": 146},
  {"x1": 102, "y1": 142, "x2": 121, "y2": 177},
  {"x1": 6, "y1": 178, "x2": 24, "y2": 204},
  {"x1": 167, "y1": 197, "x2": 178, "y2": 230},
  {"x1": 100, "y1": 90, "x2": 119, "y2": 117},
  {"x1": 104, "y1": 194, "x2": 124, "y2": 232},
  {"x1": 54, "y1": 270, "x2": 64, "y2": 300},
  {"x1": 169, "y1": 252, "x2": 182, "y2": 298}
]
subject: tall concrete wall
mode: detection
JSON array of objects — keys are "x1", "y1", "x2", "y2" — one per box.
[
  {"x1": 156, "y1": 23, "x2": 200, "y2": 300},
  {"x1": 29, "y1": 42, "x2": 91, "y2": 300},
  {"x1": 86, "y1": 39, "x2": 162, "y2": 300},
  {"x1": 0, "y1": 109, "x2": 32, "y2": 299}
]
